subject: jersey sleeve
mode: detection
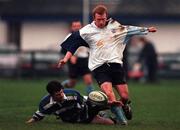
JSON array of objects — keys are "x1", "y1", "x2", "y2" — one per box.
[
  {"x1": 32, "y1": 96, "x2": 53, "y2": 121},
  {"x1": 123, "y1": 25, "x2": 149, "y2": 44},
  {"x1": 32, "y1": 103, "x2": 46, "y2": 121},
  {"x1": 126, "y1": 25, "x2": 148, "y2": 36},
  {"x1": 61, "y1": 31, "x2": 89, "y2": 54},
  {"x1": 32, "y1": 110, "x2": 45, "y2": 121}
]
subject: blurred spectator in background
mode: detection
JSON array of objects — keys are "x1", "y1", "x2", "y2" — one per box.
[
  {"x1": 137, "y1": 37, "x2": 158, "y2": 82},
  {"x1": 61, "y1": 21, "x2": 94, "y2": 94}
]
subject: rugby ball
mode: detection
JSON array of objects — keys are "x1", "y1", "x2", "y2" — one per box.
[{"x1": 88, "y1": 91, "x2": 108, "y2": 106}]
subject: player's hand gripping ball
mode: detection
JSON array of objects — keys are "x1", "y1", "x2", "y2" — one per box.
[{"x1": 88, "y1": 91, "x2": 108, "y2": 106}]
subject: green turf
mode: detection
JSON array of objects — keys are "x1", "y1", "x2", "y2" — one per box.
[{"x1": 0, "y1": 79, "x2": 180, "y2": 130}]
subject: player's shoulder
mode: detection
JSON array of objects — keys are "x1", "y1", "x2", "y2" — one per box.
[
  {"x1": 79, "y1": 23, "x2": 94, "y2": 34},
  {"x1": 62, "y1": 33, "x2": 71, "y2": 42},
  {"x1": 81, "y1": 23, "x2": 93, "y2": 30},
  {"x1": 107, "y1": 18, "x2": 123, "y2": 28}
]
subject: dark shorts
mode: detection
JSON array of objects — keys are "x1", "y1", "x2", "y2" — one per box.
[
  {"x1": 81, "y1": 107, "x2": 99, "y2": 123},
  {"x1": 60, "y1": 102, "x2": 108, "y2": 123},
  {"x1": 92, "y1": 63, "x2": 126, "y2": 86},
  {"x1": 81, "y1": 103, "x2": 108, "y2": 123},
  {"x1": 68, "y1": 57, "x2": 91, "y2": 79}
]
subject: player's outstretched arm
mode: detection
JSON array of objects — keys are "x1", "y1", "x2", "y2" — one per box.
[
  {"x1": 26, "y1": 111, "x2": 45, "y2": 124},
  {"x1": 57, "y1": 51, "x2": 72, "y2": 68},
  {"x1": 126, "y1": 25, "x2": 157, "y2": 36},
  {"x1": 26, "y1": 117, "x2": 38, "y2": 124}
]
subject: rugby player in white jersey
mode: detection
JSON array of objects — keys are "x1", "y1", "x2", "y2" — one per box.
[
  {"x1": 58, "y1": 5, "x2": 157, "y2": 125},
  {"x1": 61, "y1": 21, "x2": 94, "y2": 94}
]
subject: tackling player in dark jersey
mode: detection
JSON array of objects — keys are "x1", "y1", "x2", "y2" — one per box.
[{"x1": 26, "y1": 81, "x2": 114, "y2": 124}]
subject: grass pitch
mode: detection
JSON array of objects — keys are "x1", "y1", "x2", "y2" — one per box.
[{"x1": 0, "y1": 78, "x2": 180, "y2": 130}]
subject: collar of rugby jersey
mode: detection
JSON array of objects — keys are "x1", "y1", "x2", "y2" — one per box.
[
  {"x1": 91, "y1": 21, "x2": 99, "y2": 29},
  {"x1": 91, "y1": 18, "x2": 117, "y2": 30},
  {"x1": 50, "y1": 94, "x2": 67, "y2": 104},
  {"x1": 91, "y1": 21, "x2": 108, "y2": 30}
]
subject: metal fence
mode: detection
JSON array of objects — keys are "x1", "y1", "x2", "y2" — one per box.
[
  {"x1": 0, "y1": 50, "x2": 180, "y2": 79},
  {"x1": 0, "y1": 50, "x2": 66, "y2": 78}
]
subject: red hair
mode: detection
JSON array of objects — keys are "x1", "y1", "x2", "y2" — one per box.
[{"x1": 92, "y1": 5, "x2": 108, "y2": 18}]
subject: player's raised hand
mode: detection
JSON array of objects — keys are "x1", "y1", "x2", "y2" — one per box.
[
  {"x1": 57, "y1": 59, "x2": 67, "y2": 68},
  {"x1": 148, "y1": 27, "x2": 157, "y2": 32},
  {"x1": 57, "y1": 51, "x2": 73, "y2": 68}
]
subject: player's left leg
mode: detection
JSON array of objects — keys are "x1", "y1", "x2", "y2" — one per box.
[
  {"x1": 83, "y1": 73, "x2": 94, "y2": 94},
  {"x1": 115, "y1": 84, "x2": 129, "y2": 104},
  {"x1": 115, "y1": 84, "x2": 132, "y2": 120}
]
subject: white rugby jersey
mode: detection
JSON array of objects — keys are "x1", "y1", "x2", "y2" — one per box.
[
  {"x1": 62, "y1": 33, "x2": 89, "y2": 58},
  {"x1": 61, "y1": 18, "x2": 148, "y2": 71}
]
